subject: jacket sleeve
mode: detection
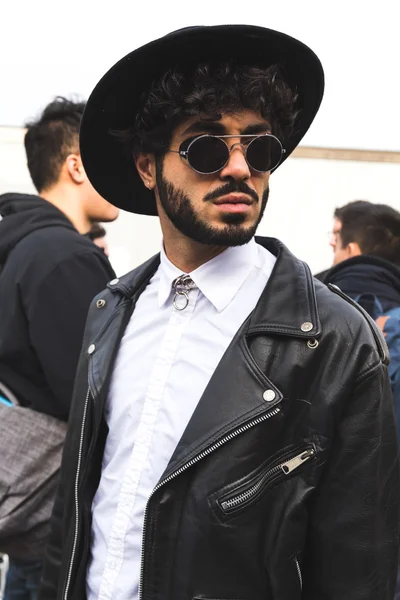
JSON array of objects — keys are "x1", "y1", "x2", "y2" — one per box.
[
  {"x1": 303, "y1": 362, "x2": 400, "y2": 599},
  {"x1": 26, "y1": 251, "x2": 115, "y2": 420}
]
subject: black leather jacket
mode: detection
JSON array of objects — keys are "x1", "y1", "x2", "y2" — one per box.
[{"x1": 39, "y1": 238, "x2": 400, "y2": 600}]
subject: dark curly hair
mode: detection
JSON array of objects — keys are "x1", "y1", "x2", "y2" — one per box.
[
  {"x1": 24, "y1": 96, "x2": 86, "y2": 193},
  {"x1": 335, "y1": 200, "x2": 400, "y2": 265},
  {"x1": 116, "y1": 62, "x2": 298, "y2": 157}
]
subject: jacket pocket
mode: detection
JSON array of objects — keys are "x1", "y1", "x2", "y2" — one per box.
[{"x1": 217, "y1": 445, "x2": 316, "y2": 516}]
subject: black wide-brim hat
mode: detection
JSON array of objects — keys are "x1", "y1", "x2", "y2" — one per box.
[{"x1": 80, "y1": 25, "x2": 324, "y2": 215}]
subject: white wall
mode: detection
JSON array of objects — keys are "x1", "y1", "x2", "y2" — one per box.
[{"x1": 2, "y1": 126, "x2": 400, "y2": 276}]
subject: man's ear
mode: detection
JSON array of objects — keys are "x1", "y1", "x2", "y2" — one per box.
[
  {"x1": 134, "y1": 153, "x2": 156, "y2": 191},
  {"x1": 346, "y1": 242, "x2": 362, "y2": 258},
  {"x1": 66, "y1": 153, "x2": 85, "y2": 184}
]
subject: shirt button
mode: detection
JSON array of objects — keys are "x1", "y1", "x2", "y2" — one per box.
[
  {"x1": 88, "y1": 344, "x2": 96, "y2": 355},
  {"x1": 109, "y1": 278, "x2": 120, "y2": 285},
  {"x1": 263, "y1": 389, "x2": 276, "y2": 402},
  {"x1": 301, "y1": 322, "x2": 313, "y2": 332}
]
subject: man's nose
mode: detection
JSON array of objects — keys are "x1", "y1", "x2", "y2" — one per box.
[{"x1": 219, "y1": 144, "x2": 251, "y2": 180}]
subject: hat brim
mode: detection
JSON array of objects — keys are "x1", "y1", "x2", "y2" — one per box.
[{"x1": 80, "y1": 25, "x2": 324, "y2": 215}]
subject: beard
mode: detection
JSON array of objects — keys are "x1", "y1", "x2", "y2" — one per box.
[{"x1": 155, "y1": 159, "x2": 269, "y2": 247}]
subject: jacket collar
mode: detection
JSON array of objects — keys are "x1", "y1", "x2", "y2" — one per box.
[
  {"x1": 108, "y1": 236, "x2": 321, "y2": 340},
  {"x1": 248, "y1": 237, "x2": 321, "y2": 338},
  {"x1": 107, "y1": 253, "x2": 160, "y2": 296}
]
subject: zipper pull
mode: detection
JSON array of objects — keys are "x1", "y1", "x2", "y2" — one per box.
[{"x1": 280, "y1": 448, "x2": 315, "y2": 474}]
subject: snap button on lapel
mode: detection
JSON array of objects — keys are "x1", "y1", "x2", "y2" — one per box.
[
  {"x1": 96, "y1": 299, "x2": 106, "y2": 308},
  {"x1": 301, "y1": 322, "x2": 313, "y2": 332},
  {"x1": 88, "y1": 344, "x2": 96, "y2": 355},
  {"x1": 109, "y1": 278, "x2": 119, "y2": 285},
  {"x1": 263, "y1": 389, "x2": 276, "y2": 402}
]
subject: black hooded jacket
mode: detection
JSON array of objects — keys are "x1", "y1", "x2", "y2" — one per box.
[
  {"x1": 317, "y1": 255, "x2": 400, "y2": 313},
  {"x1": 0, "y1": 193, "x2": 116, "y2": 420}
]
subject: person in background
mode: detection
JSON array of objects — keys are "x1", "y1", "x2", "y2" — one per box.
[
  {"x1": 328, "y1": 200, "x2": 400, "y2": 268},
  {"x1": 0, "y1": 97, "x2": 119, "y2": 600},
  {"x1": 319, "y1": 200, "x2": 400, "y2": 301},
  {"x1": 318, "y1": 200, "x2": 400, "y2": 398},
  {"x1": 85, "y1": 222, "x2": 110, "y2": 256},
  {"x1": 319, "y1": 201, "x2": 400, "y2": 312},
  {"x1": 320, "y1": 199, "x2": 400, "y2": 600},
  {"x1": 40, "y1": 27, "x2": 399, "y2": 600}
]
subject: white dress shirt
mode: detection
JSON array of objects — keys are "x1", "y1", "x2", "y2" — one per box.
[{"x1": 86, "y1": 239, "x2": 276, "y2": 600}]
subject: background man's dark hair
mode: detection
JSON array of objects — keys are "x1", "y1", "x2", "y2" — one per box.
[
  {"x1": 24, "y1": 97, "x2": 86, "y2": 193},
  {"x1": 117, "y1": 62, "x2": 298, "y2": 157},
  {"x1": 335, "y1": 200, "x2": 400, "y2": 265}
]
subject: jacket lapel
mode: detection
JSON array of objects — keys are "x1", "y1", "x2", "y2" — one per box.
[
  {"x1": 163, "y1": 238, "x2": 322, "y2": 478},
  {"x1": 88, "y1": 254, "x2": 160, "y2": 399},
  {"x1": 162, "y1": 315, "x2": 283, "y2": 480}
]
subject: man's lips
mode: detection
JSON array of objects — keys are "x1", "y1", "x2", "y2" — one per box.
[{"x1": 212, "y1": 193, "x2": 253, "y2": 206}]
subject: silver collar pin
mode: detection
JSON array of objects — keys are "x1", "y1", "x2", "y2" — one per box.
[{"x1": 172, "y1": 275, "x2": 196, "y2": 310}]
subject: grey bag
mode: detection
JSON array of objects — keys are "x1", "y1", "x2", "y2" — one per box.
[{"x1": 0, "y1": 383, "x2": 67, "y2": 559}]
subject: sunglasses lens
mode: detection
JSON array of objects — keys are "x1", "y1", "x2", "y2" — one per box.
[
  {"x1": 246, "y1": 136, "x2": 283, "y2": 172},
  {"x1": 187, "y1": 136, "x2": 228, "y2": 174}
]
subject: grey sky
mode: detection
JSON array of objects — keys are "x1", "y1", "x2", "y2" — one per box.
[{"x1": 2, "y1": 0, "x2": 398, "y2": 151}]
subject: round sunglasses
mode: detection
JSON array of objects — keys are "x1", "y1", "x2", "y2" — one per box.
[{"x1": 168, "y1": 133, "x2": 285, "y2": 175}]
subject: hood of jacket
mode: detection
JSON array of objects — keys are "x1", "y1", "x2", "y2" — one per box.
[
  {"x1": 320, "y1": 254, "x2": 400, "y2": 311},
  {"x1": 0, "y1": 193, "x2": 76, "y2": 266}
]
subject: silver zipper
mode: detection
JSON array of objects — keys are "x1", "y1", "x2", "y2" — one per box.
[
  {"x1": 295, "y1": 556, "x2": 303, "y2": 590},
  {"x1": 138, "y1": 406, "x2": 281, "y2": 600},
  {"x1": 220, "y1": 447, "x2": 315, "y2": 512},
  {"x1": 63, "y1": 387, "x2": 90, "y2": 600}
]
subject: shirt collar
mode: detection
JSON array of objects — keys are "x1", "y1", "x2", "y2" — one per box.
[
  {"x1": 158, "y1": 238, "x2": 260, "y2": 312},
  {"x1": 158, "y1": 248, "x2": 185, "y2": 308}
]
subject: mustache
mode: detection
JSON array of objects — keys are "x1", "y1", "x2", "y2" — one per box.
[{"x1": 204, "y1": 180, "x2": 259, "y2": 203}]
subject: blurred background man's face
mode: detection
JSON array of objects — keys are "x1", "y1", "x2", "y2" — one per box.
[
  {"x1": 329, "y1": 218, "x2": 347, "y2": 265},
  {"x1": 82, "y1": 175, "x2": 120, "y2": 224},
  {"x1": 329, "y1": 217, "x2": 362, "y2": 265}
]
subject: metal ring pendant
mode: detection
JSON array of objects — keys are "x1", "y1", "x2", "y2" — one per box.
[{"x1": 173, "y1": 290, "x2": 189, "y2": 311}]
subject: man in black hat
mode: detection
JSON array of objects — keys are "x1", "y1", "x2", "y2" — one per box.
[{"x1": 40, "y1": 26, "x2": 399, "y2": 600}]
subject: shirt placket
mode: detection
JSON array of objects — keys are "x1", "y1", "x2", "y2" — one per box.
[{"x1": 98, "y1": 283, "x2": 199, "y2": 600}]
